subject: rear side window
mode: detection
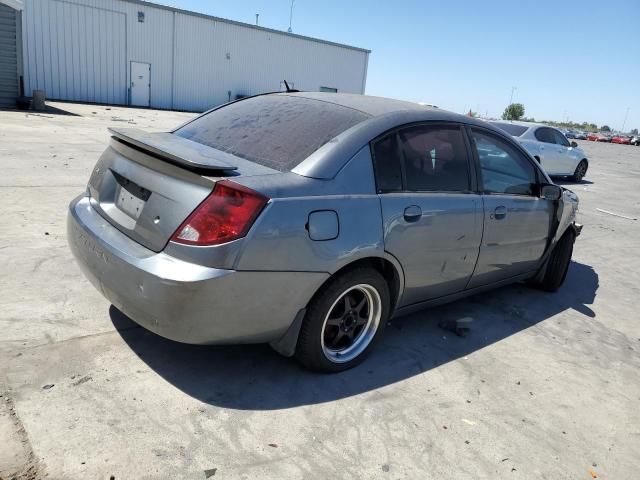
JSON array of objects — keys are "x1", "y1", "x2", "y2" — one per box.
[
  {"x1": 371, "y1": 124, "x2": 471, "y2": 193},
  {"x1": 471, "y1": 130, "x2": 537, "y2": 196},
  {"x1": 534, "y1": 127, "x2": 556, "y2": 144},
  {"x1": 372, "y1": 134, "x2": 403, "y2": 192},
  {"x1": 399, "y1": 125, "x2": 470, "y2": 192},
  {"x1": 175, "y1": 95, "x2": 370, "y2": 172}
]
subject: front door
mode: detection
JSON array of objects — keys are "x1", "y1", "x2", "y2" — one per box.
[
  {"x1": 467, "y1": 128, "x2": 554, "y2": 288},
  {"x1": 372, "y1": 124, "x2": 483, "y2": 307},
  {"x1": 550, "y1": 129, "x2": 576, "y2": 174},
  {"x1": 130, "y1": 62, "x2": 150, "y2": 107}
]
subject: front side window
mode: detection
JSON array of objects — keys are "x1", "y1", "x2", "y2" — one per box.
[
  {"x1": 471, "y1": 130, "x2": 537, "y2": 196},
  {"x1": 552, "y1": 129, "x2": 570, "y2": 147}
]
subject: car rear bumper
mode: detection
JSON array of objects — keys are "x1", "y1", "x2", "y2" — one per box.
[{"x1": 67, "y1": 194, "x2": 328, "y2": 344}]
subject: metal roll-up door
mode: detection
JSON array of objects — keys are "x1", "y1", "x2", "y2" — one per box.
[{"x1": 0, "y1": 3, "x2": 18, "y2": 108}]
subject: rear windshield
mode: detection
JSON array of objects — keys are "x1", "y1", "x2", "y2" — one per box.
[
  {"x1": 490, "y1": 122, "x2": 529, "y2": 137},
  {"x1": 174, "y1": 95, "x2": 370, "y2": 172}
]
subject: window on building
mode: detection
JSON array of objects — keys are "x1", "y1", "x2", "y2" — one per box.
[{"x1": 319, "y1": 87, "x2": 338, "y2": 93}]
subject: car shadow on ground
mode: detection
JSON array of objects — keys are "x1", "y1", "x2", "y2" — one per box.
[
  {"x1": 552, "y1": 178, "x2": 594, "y2": 186},
  {"x1": 110, "y1": 261, "x2": 598, "y2": 411}
]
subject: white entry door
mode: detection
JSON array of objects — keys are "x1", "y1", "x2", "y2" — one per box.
[{"x1": 130, "y1": 62, "x2": 150, "y2": 107}]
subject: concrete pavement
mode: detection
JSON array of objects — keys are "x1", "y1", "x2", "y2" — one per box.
[{"x1": 1, "y1": 103, "x2": 638, "y2": 479}]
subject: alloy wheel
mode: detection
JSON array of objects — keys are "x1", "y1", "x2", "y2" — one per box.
[{"x1": 320, "y1": 284, "x2": 382, "y2": 363}]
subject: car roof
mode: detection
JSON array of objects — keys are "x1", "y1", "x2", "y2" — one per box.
[
  {"x1": 489, "y1": 120, "x2": 551, "y2": 129},
  {"x1": 286, "y1": 93, "x2": 519, "y2": 179},
  {"x1": 282, "y1": 92, "x2": 432, "y2": 116}
]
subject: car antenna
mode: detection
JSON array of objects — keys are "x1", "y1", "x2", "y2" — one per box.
[{"x1": 283, "y1": 80, "x2": 299, "y2": 93}]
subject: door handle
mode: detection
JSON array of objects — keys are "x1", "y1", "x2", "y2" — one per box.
[
  {"x1": 492, "y1": 206, "x2": 507, "y2": 220},
  {"x1": 403, "y1": 205, "x2": 422, "y2": 222}
]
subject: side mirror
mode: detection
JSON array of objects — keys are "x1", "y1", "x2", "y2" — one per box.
[
  {"x1": 571, "y1": 141, "x2": 578, "y2": 148},
  {"x1": 541, "y1": 184, "x2": 562, "y2": 201}
]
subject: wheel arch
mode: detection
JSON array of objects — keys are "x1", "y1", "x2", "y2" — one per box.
[
  {"x1": 327, "y1": 255, "x2": 404, "y2": 314},
  {"x1": 269, "y1": 254, "x2": 405, "y2": 358}
]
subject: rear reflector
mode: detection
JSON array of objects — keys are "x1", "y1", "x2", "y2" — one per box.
[{"x1": 171, "y1": 180, "x2": 269, "y2": 246}]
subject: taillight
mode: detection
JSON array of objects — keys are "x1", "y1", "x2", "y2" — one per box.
[{"x1": 171, "y1": 180, "x2": 269, "y2": 246}]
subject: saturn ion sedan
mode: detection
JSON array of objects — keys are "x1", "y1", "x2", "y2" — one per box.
[{"x1": 68, "y1": 93, "x2": 581, "y2": 372}]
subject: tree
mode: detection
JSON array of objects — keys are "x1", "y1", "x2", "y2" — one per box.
[
  {"x1": 631, "y1": 128, "x2": 638, "y2": 135},
  {"x1": 502, "y1": 103, "x2": 525, "y2": 121},
  {"x1": 600, "y1": 125, "x2": 611, "y2": 132}
]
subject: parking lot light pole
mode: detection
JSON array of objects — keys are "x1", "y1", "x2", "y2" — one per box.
[
  {"x1": 509, "y1": 86, "x2": 517, "y2": 106},
  {"x1": 621, "y1": 107, "x2": 630, "y2": 133}
]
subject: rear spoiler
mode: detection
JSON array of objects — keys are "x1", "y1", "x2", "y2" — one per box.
[{"x1": 108, "y1": 127, "x2": 238, "y2": 172}]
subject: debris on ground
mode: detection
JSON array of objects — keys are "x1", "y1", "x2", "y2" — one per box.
[
  {"x1": 589, "y1": 468, "x2": 598, "y2": 478},
  {"x1": 42, "y1": 384, "x2": 54, "y2": 390},
  {"x1": 72, "y1": 376, "x2": 92, "y2": 387},
  {"x1": 268, "y1": 443, "x2": 278, "y2": 448},
  {"x1": 204, "y1": 468, "x2": 217, "y2": 478},
  {"x1": 438, "y1": 316, "x2": 472, "y2": 337}
]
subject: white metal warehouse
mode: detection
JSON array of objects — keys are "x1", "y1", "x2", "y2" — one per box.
[{"x1": 17, "y1": 0, "x2": 370, "y2": 111}]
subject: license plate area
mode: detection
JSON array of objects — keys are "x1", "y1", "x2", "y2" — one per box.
[{"x1": 114, "y1": 172, "x2": 151, "y2": 220}]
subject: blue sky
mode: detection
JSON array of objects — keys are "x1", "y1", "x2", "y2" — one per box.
[{"x1": 167, "y1": 0, "x2": 638, "y2": 131}]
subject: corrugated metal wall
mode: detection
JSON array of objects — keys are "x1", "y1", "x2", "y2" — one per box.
[
  {"x1": 21, "y1": 0, "x2": 369, "y2": 111},
  {"x1": 0, "y1": 3, "x2": 19, "y2": 107}
]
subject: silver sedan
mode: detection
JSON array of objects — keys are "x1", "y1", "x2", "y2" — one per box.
[
  {"x1": 490, "y1": 121, "x2": 589, "y2": 182},
  {"x1": 68, "y1": 93, "x2": 581, "y2": 372}
]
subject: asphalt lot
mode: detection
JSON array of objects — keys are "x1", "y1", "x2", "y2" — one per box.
[{"x1": 1, "y1": 103, "x2": 639, "y2": 480}]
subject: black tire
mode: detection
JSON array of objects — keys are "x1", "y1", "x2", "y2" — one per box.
[
  {"x1": 535, "y1": 230, "x2": 575, "y2": 292},
  {"x1": 572, "y1": 160, "x2": 588, "y2": 182},
  {"x1": 295, "y1": 268, "x2": 390, "y2": 373}
]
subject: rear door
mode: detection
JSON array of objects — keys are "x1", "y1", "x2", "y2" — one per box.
[
  {"x1": 467, "y1": 128, "x2": 554, "y2": 288},
  {"x1": 372, "y1": 123, "x2": 483, "y2": 306}
]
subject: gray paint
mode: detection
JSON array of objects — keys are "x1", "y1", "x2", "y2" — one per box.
[
  {"x1": 0, "y1": 3, "x2": 19, "y2": 107},
  {"x1": 67, "y1": 93, "x2": 579, "y2": 347},
  {"x1": 308, "y1": 211, "x2": 339, "y2": 241},
  {"x1": 68, "y1": 194, "x2": 328, "y2": 344}
]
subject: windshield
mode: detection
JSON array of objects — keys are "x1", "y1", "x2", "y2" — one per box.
[
  {"x1": 174, "y1": 95, "x2": 370, "y2": 172},
  {"x1": 489, "y1": 122, "x2": 529, "y2": 137}
]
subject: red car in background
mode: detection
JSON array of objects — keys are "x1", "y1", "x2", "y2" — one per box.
[
  {"x1": 586, "y1": 132, "x2": 611, "y2": 142},
  {"x1": 611, "y1": 135, "x2": 631, "y2": 145}
]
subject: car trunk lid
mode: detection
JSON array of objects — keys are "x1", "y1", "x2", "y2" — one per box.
[{"x1": 88, "y1": 129, "x2": 276, "y2": 252}]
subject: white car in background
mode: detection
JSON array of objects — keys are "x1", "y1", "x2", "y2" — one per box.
[{"x1": 490, "y1": 121, "x2": 589, "y2": 182}]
